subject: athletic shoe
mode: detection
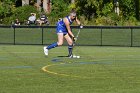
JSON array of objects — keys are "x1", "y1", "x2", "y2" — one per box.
[
  {"x1": 69, "y1": 55, "x2": 78, "y2": 58},
  {"x1": 68, "y1": 54, "x2": 73, "y2": 58},
  {"x1": 43, "y1": 46, "x2": 48, "y2": 55}
]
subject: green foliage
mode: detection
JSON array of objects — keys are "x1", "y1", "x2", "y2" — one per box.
[
  {"x1": 76, "y1": 0, "x2": 103, "y2": 20},
  {"x1": 0, "y1": 0, "x2": 15, "y2": 18},
  {"x1": 123, "y1": 16, "x2": 138, "y2": 26},
  {"x1": 46, "y1": 0, "x2": 73, "y2": 24},
  {"x1": 119, "y1": 0, "x2": 135, "y2": 18},
  {"x1": 49, "y1": 0, "x2": 70, "y2": 23},
  {"x1": 102, "y1": 2, "x2": 113, "y2": 16},
  {"x1": 3, "y1": 5, "x2": 39, "y2": 24},
  {"x1": 75, "y1": 0, "x2": 139, "y2": 26},
  {"x1": 95, "y1": 16, "x2": 114, "y2": 26},
  {"x1": 0, "y1": 0, "x2": 140, "y2": 25},
  {"x1": 134, "y1": 0, "x2": 140, "y2": 20},
  {"x1": 13, "y1": 5, "x2": 39, "y2": 22}
]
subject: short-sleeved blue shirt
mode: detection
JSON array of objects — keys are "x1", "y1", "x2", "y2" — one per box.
[{"x1": 56, "y1": 16, "x2": 73, "y2": 34}]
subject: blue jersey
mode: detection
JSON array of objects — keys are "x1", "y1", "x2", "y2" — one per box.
[{"x1": 56, "y1": 16, "x2": 73, "y2": 34}]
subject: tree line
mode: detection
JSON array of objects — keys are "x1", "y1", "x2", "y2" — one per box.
[{"x1": 0, "y1": 0, "x2": 140, "y2": 26}]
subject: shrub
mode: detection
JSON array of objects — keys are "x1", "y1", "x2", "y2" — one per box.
[
  {"x1": 95, "y1": 16, "x2": 115, "y2": 26},
  {"x1": 123, "y1": 16, "x2": 138, "y2": 26},
  {"x1": 48, "y1": 0, "x2": 70, "y2": 25},
  {"x1": 3, "y1": 5, "x2": 39, "y2": 25},
  {"x1": 0, "y1": 0, "x2": 15, "y2": 18}
]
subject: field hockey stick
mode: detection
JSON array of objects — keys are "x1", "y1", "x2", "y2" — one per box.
[
  {"x1": 73, "y1": 25, "x2": 83, "y2": 45},
  {"x1": 75, "y1": 29, "x2": 81, "y2": 42},
  {"x1": 73, "y1": 29, "x2": 80, "y2": 46}
]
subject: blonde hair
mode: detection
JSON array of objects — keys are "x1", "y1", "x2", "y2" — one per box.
[{"x1": 70, "y1": 9, "x2": 77, "y2": 16}]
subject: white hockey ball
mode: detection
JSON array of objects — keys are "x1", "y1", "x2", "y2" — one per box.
[{"x1": 77, "y1": 56, "x2": 80, "y2": 58}]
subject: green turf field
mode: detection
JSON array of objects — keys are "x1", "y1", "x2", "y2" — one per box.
[{"x1": 0, "y1": 45, "x2": 140, "y2": 93}]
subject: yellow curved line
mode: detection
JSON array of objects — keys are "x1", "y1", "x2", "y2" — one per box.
[{"x1": 41, "y1": 63, "x2": 89, "y2": 79}]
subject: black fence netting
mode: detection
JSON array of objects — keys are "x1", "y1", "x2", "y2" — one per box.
[{"x1": 0, "y1": 25, "x2": 140, "y2": 47}]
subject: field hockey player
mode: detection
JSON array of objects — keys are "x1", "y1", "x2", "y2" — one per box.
[{"x1": 43, "y1": 9, "x2": 82, "y2": 58}]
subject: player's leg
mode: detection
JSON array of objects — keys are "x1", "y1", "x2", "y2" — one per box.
[
  {"x1": 44, "y1": 33, "x2": 64, "y2": 55},
  {"x1": 64, "y1": 34, "x2": 73, "y2": 57}
]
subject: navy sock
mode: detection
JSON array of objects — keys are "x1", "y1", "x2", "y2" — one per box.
[
  {"x1": 47, "y1": 42, "x2": 58, "y2": 50},
  {"x1": 68, "y1": 45, "x2": 73, "y2": 56}
]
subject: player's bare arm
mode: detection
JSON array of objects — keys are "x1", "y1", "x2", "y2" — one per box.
[{"x1": 75, "y1": 17, "x2": 81, "y2": 25}]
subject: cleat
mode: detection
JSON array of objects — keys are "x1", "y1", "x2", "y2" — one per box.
[
  {"x1": 68, "y1": 55, "x2": 77, "y2": 58},
  {"x1": 68, "y1": 54, "x2": 73, "y2": 58},
  {"x1": 43, "y1": 46, "x2": 48, "y2": 56}
]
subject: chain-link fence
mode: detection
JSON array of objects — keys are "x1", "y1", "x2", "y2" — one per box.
[{"x1": 0, "y1": 25, "x2": 140, "y2": 47}]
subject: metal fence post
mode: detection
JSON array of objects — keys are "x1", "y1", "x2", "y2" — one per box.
[
  {"x1": 13, "y1": 26, "x2": 16, "y2": 45},
  {"x1": 131, "y1": 28, "x2": 133, "y2": 47},
  {"x1": 41, "y1": 27, "x2": 44, "y2": 45},
  {"x1": 101, "y1": 27, "x2": 103, "y2": 46}
]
